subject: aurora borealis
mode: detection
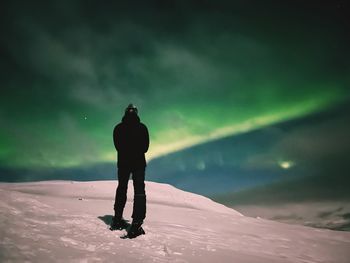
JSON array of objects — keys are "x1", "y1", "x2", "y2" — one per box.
[{"x1": 0, "y1": 0, "x2": 349, "y2": 171}]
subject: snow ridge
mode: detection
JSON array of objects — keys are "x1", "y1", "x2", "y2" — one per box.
[{"x1": 0, "y1": 181, "x2": 349, "y2": 262}]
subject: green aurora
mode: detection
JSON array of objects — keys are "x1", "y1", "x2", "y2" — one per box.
[{"x1": 0, "y1": 1, "x2": 349, "y2": 169}]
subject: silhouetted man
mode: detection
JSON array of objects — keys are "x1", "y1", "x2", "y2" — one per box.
[{"x1": 111, "y1": 104, "x2": 149, "y2": 238}]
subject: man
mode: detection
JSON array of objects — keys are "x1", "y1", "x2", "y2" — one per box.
[{"x1": 111, "y1": 104, "x2": 149, "y2": 238}]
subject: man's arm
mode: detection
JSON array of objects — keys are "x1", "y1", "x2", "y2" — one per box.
[
  {"x1": 143, "y1": 125, "x2": 149, "y2": 153},
  {"x1": 113, "y1": 125, "x2": 120, "y2": 151}
]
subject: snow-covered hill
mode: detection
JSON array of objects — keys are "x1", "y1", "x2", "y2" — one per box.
[{"x1": 0, "y1": 181, "x2": 349, "y2": 263}]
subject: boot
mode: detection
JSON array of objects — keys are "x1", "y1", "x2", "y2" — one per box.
[
  {"x1": 126, "y1": 221, "x2": 145, "y2": 238},
  {"x1": 110, "y1": 217, "x2": 129, "y2": 231}
]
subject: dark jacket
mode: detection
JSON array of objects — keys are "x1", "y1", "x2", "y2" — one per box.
[{"x1": 113, "y1": 113, "x2": 149, "y2": 169}]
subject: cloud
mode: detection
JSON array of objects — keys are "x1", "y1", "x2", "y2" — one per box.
[
  {"x1": 238, "y1": 103, "x2": 350, "y2": 172},
  {"x1": 275, "y1": 117, "x2": 350, "y2": 164},
  {"x1": 0, "y1": 111, "x2": 102, "y2": 168},
  {"x1": 1, "y1": 0, "x2": 349, "y2": 169}
]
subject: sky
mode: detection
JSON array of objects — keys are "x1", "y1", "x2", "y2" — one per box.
[
  {"x1": 0, "y1": 0, "x2": 349, "y2": 171},
  {"x1": 147, "y1": 102, "x2": 350, "y2": 196},
  {"x1": 207, "y1": 103, "x2": 350, "y2": 230}
]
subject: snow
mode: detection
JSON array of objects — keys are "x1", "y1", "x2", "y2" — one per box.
[
  {"x1": 0, "y1": 180, "x2": 349, "y2": 262},
  {"x1": 232, "y1": 202, "x2": 350, "y2": 231}
]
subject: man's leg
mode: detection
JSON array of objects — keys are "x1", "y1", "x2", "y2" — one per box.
[
  {"x1": 131, "y1": 168, "x2": 146, "y2": 223},
  {"x1": 114, "y1": 168, "x2": 130, "y2": 220}
]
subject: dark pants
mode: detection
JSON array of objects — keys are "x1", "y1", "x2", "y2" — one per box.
[{"x1": 114, "y1": 167, "x2": 146, "y2": 223}]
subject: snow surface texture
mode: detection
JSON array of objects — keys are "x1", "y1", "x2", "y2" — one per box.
[{"x1": 0, "y1": 181, "x2": 349, "y2": 263}]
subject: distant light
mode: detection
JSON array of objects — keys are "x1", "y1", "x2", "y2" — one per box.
[
  {"x1": 278, "y1": 160, "x2": 294, "y2": 169},
  {"x1": 84, "y1": 116, "x2": 87, "y2": 120}
]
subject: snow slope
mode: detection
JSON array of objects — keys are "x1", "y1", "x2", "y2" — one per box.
[{"x1": 0, "y1": 181, "x2": 349, "y2": 263}]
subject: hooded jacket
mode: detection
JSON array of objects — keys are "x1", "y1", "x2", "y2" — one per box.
[{"x1": 113, "y1": 112, "x2": 149, "y2": 169}]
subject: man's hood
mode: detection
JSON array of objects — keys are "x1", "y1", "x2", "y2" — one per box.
[{"x1": 122, "y1": 113, "x2": 140, "y2": 124}]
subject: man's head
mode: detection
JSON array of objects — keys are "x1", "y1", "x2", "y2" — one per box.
[
  {"x1": 122, "y1": 104, "x2": 140, "y2": 123},
  {"x1": 125, "y1": 104, "x2": 138, "y2": 115}
]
